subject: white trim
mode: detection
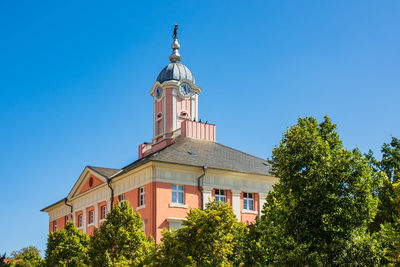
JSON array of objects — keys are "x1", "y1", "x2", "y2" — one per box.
[
  {"x1": 191, "y1": 95, "x2": 195, "y2": 121},
  {"x1": 195, "y1": 94, "x2": 198, "y2": 120},
  {"x1": 136, "y1": 205, "x2": 146, "y2": 211},
  {"x1": 169, "y1": 203, "x2": 188, "y2": 208},
  {"x1": 172, "y1": 88, "x2": 177, "y2": 130},
  {"x1": 166, "y1": 217, "x2": 186, "y2": 223},
  {"x1": 232, "y1": 190, "x2": 241, "y2": 220},
  {"x1": 202, "y1": 187, "x2": 212, "y2": 209},
  {"x1": 171, "y1": 184, "x2": 184, "y2": 205},
  {"x1": 167, "y1": 217, "x2": 186, "y2": 231},
  {"x1": 163, "y1": 93, "x2": 166, "y2": 133},
  {"x1": 242, "y1": 209, "x2": 258, "y2": 215},
  {"x1": 88, "y1": 223, "x2": 95, "y2": 227}
]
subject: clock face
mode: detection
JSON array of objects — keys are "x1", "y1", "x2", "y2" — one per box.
[
  {"x1": 155, "y1": 86, "x2": 162, "y2": 99},
  {"x1": 179, "y1": 83, "x2": 191, "y2": 96}
]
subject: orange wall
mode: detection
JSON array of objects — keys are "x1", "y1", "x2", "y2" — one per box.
[
  {"x1": 86, "y1": 206, "x2": 95, "y2": 235},
  {"x1": 98, "y1": 201, "x2": 107, "y2": 223},
  {"x1": 154, "y1": 182, "x2": 201, "y2": 242},
  {"x1": 79, "y1": 175, "x2": 104, "y2": 194},
  {"x1": 49, "y1": 183, "x2": 260, "y2": 240},
  {"x1": 240, "y1": 192, "x2": 259, "y2": 225}
]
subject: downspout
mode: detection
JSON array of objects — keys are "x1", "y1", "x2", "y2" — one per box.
[
  {"x1": 107, "y1": 178, "x2": 114, "y2": 211},
  {"x1": 197, "y1": 165, "x2": 208, "y2": 210},
  {"x1": 64, "y1": 198, "x2": 73, "y2": 221}
]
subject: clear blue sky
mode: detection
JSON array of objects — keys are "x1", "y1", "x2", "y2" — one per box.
[{"x1": 0, "y1": 0, "x2": 399, "y2": 255}]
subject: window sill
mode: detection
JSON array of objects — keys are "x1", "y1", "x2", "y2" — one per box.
[
  {"x1": 88, "y1": 223, "x2": 94, "y2": 227},
  {"x1": 169, "y1": 203, "x2": 188, "y2": 209},
  {"x1": 99, "y1": 219, "x2": 106, "y2": 223},
  {"x1": 136, "y1": 205, "x2": 146, "y2": 211},
  {"x1": 242, "y1": 209, "x2": 258, "y2": 215}
]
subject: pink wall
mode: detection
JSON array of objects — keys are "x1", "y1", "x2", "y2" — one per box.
[{"x1": 181, "y1": 120, "x2": 216, "y2": 141}]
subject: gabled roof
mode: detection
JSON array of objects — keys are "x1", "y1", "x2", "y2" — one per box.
[
  {"x1": 87, "y1": 166, "x2": 121, "y2": 178},
  {"x1": 122, "y1": 137, "x2": 271, "y2": 176}
]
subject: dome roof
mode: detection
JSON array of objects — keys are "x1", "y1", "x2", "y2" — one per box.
[{"x1": 156, "y1": 62, "x2": 195, "y2": 84}]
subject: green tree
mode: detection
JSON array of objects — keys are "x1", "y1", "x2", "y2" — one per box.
[
  {"x1": 156, "y1": 201, "x2": 247, "y2": 267},
  {"x1": 379, "y1": 180, "x2": 400, "y2": 264},
  {"x1": 368, "y1": 137, "x2": 400, "y2": 232},
  {"x1": 88, "y1": 201, "x2": 155, "y2": 267},
  {"x1": 45, "y1": 221, "x2": 89, "y2": 266},
  {"x1": 245, "y1": 116, "x2": 382, "y2": 266},
  {"x1": 9, "y1": 246, "x2": 44, "y2": 267}
]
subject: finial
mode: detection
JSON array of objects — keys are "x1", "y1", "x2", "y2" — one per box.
[{"x1": 169, "y1": 23, "x2": 182, "y2": 63}]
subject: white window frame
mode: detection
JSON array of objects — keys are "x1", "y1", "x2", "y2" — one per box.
[
  {"x1": 53, "y1": 220, "x2": 57, "y2": 231},
  {"x1": 215, "y1": 189, "x2": 226, "y2": 203},
  {"x1": 171, "y1": 184, "x2": 184, "y2": 204},
  {"x1": 65, "y1": 215, "x2": 69, "y2": 224},
  {"x1": 119, "y1": 194, "x2": 125, "y2": 207},
  {"x1": 100, "y1": 205, "x2": 107, "y2": 220},
  {"x1": 88, "y1": 210, "x2": 94, "y2": 225},
  {"x1": 243, "y1": 192, "x2": 254, "y2": 211},
  {"x1": 139, "y1": 187, "x2": 145, "y2": 206},
  {"x1": 78, "y1": 214, "x2": 83, "y2": 228}
]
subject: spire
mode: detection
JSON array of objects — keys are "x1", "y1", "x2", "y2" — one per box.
[{"x1": 169, "y1": 24, "x2": 182, "y2": 63}]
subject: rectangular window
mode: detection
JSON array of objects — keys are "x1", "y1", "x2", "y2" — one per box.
[
  {"x1": 215, "y1": 189, "x2": 226, "y2": 203},
  {"x1": 53, "y1": 220, "x2": 57, "y2": 231},
  {"x1": 101, "y1": 205, "x2": 107, "y2": 220},
  {"x1": 139, "y1": 187, "x2": 145, "y2": 206},
  {"x1": 172, "y1": 184, "x2": 184, "y2": 204},
  {"x1": 243, "y1": 192, "x2": 254, "y2": 211},
  {"x1": 119, "y1": 194, "x2": 125, "y2": 207},
  {"x1": 78, "y1": 214, "x2": 83, "y2": 228},
  {"x1": 65, "y1": 215, "x2": 69, "y2": 224},
  {"x1": 89, "y1": 210, "x2": 94, "y2": 224}
]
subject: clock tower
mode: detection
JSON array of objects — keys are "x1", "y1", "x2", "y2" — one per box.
[{"x1": 138, "y1": 25, "x2": 216, "y2": 159}]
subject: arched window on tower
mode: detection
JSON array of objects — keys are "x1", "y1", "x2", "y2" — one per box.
[{"x1": 155, "y1": 112, "x2": 163, "y2": 135}]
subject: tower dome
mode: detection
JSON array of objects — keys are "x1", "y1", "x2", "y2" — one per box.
[
  {"x1": 156, "y1": 24, "x2": 195, "y2": 84},
  {"x1": 156, "y1": 63, "x2": 195, "y2": 84}
]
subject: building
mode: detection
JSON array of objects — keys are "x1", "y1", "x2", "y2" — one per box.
[{"x1": 41, "y1": 26, "x2": 278, "y2": 243}]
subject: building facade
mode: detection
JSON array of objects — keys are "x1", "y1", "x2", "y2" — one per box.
[{"x1": 41, "y1": 27, "x2": 278, "y2": 243}]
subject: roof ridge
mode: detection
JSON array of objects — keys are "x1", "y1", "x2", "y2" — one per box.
[{"x1": 87, "y1": 165, "x2": 120, "y2": 171}]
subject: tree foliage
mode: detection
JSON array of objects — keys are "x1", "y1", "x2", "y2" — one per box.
[
  {"x1": 45, "y1": 221, "x2": 89, "y2": 266},
  {"x1": 368, "y1": 137, "x2": 400, "y2": 233},
  {"x1": 156, "y1": 201, "x2": 247, "y2": 266},
  {"x1": 9, "y1": 246, "x2": 44, "y2": 267},
  {"x1": 88, "y1": 201, "x2": 155, "y2": 267},
  {"x1": 245, "y1": 116, "x2": 382, "y2": 266}
]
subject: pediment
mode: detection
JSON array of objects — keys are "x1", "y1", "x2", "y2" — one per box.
[{"x1": 67, "y1": 166, "x2": 108, "y2": 199}]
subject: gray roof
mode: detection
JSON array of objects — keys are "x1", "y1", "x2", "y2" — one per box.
[
  {"x1": 42, "y1": 138, "x2": 271, "y2": 212},
  {"x1": 156, "y1": 62, "x2": 195, "y2": 84},
  {"x1": 87, "y1": 166, "x2": 120, "y2": 178},
  {"x1": 122, "y1": 138, "x2": 271, "y2": 176}
]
